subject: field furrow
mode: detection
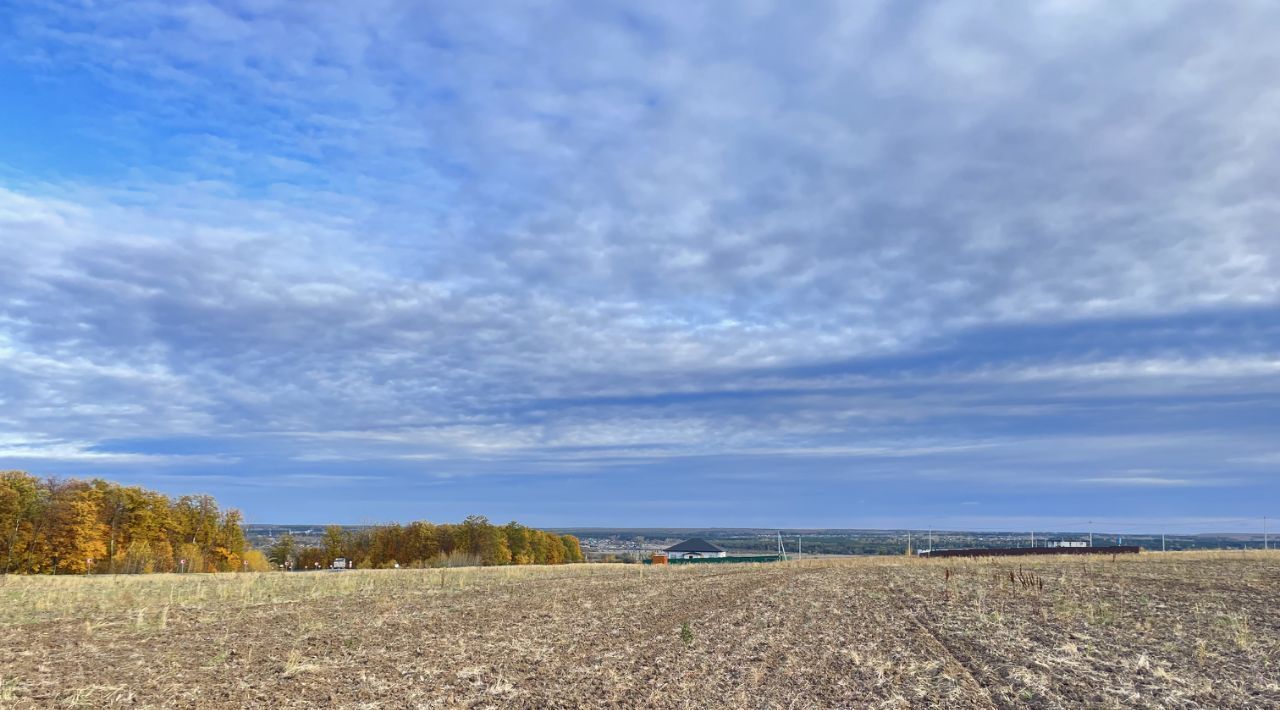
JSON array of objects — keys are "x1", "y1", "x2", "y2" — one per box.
[{"x1": 2, "y1": 552, "x2": 1278, "y2": 708}]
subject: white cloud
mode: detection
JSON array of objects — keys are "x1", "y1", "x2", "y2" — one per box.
[
  {"x1": 1231, "y1": 453, "x2": 1280, "y2": 466},
  {"x1": 1077, "y1": 476, "x2": 1219, "y2": 488},
  {"x1": 0, "y1": 2, "x2": 1278, "y2": 489},
  {"x1": 975, "y1": 358, "x2": 1280, "y2": 383},
  {"x1": 0, "y1": 437, "x2": 235, "y2": 465}
]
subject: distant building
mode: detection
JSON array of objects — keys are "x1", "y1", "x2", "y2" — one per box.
[
  {"x1": 1047, "y1": 540, "x2": 1088, "y2": 548},
  {"x1": 663, "y1": 538, "x2": 727, "y2": 559}
]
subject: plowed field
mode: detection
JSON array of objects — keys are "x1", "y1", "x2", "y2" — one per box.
[{"x1": 2, "y1": 552, "x2": 1278, "y2": 708}]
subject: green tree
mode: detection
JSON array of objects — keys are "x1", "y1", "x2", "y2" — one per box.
[
  {"x1": 269, "y1": 532, "x2": 297, "y2": 568},
  {"x1": 322, "y1": 525, "x2": 346, "y2": 562}
]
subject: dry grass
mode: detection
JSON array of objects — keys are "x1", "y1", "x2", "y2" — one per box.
[{"x1": 1, "y1": 551, "x2": 1278, "y2": 708}]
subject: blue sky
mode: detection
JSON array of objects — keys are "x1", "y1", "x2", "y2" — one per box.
[{"x1": 1, "y1": 1, "x2": 1277, "y2": 532}]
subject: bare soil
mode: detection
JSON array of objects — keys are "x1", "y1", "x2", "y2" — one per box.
[{"x1": 2, "y1": 552, "x2": 1278, "y2": 708}]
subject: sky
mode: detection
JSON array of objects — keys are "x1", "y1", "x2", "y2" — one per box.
[{"x1": 0, "y1": 1, "x2": 1277, "y2": 532}]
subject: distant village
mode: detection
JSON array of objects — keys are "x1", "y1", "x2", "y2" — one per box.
[{"x1": 245, "y1": 525, "x2": 1274, "y2": 561}]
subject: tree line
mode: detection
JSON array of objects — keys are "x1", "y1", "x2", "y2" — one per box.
[
  {"x1": 271, "y1": 516, "x2": 584, "y2": 569},
  {"x1": 2, "y1": 471, "x2": 583, "y2": 574},
  {"x1": 0, "y1": 470, "x2": 261, "y2": 574}
]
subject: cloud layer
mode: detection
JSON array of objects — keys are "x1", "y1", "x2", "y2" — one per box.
[{"x1": 1, "y1": 1, "x2": 1278, "y2": 527}]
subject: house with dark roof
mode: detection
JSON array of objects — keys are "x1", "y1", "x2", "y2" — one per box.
[{"x1": 663, "y1": 538, "x2": 727, "y2": 559}]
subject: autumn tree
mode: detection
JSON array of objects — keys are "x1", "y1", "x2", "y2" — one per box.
[
  {"x1": 242, "y1": 548, "x2": 272, "y2": 572},
  {"x1": 504, "y1": 522, "x2": 533, "y2": 564},
  {"x1": 296, "y1": 546, "x2": 327, "y2": 570},
  {"x1": 44, "y1": 480, "x2": 108, "y2": 574},
  {"x1": 560, "y1": 534, "x2": 584, "y2": 563},
  {"x1": 0, "y1": 472, "x2": 250, "y2": 575},
  {"x1": 291, "y1": 517, "x2": 581, "y2": 569},
  {"x1": 0, "y1": 471, "x2": 45, "y2": 574}
]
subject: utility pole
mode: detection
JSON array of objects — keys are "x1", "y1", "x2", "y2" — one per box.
[
  {"x1": 1265, "y1": 517, "x2": 1269, "y2": 551},
  {"x1": 1161, "y1": 532, "x2": 1166, "y2": 553},
  {"x1": 907, "y1": 530, "x2": 912, "y2": 556},
  {"x1": 1088, "y1": 522, "x2": 1093, "y2": 548},
  {"x1": 928, "y1": 527, "x2": 933, "y2": 553},
  {"x1": 1031, "y1": 530, "x2": 1035, "y2": 548}
]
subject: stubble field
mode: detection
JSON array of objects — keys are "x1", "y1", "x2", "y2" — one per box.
[{"x1": 1, "y1": 551, "x2": 1278, "y2": 708}]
